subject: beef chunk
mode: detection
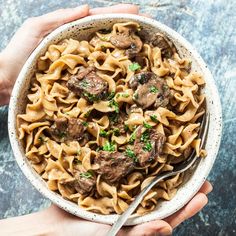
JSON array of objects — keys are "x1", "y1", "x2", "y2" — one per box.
[
  {"x1": 49, "y1": 117, "x2": 85, "y2": 142},
  {"x1": 94, "y1": 151, "x2": 134, "y2": 183},
  {"x1": 150, "y1": 33, "x2": 176, "y2": 58},
  {"x1": 133, "y1": 126, "x2": 166, "y2": 167},
  {"x1": 62, "y1": 170, "x2": 96, "y2": 195},
  {"x1": 67, "y1": 66, "x2": 108, "y2": 102},
  {"x1": 110, "y1": 112, "x2": 127, "y2": 135},
  {"x1": 129, "y1": 72, "x2": 170, "y2": 109},
  {"x1": 110, "y1": 26, "x2": 143, "y2": 58},
  {"x1": 68, "y1": 118, "x2": 85, "y2": 140}
]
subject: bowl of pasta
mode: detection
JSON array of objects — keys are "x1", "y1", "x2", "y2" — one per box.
[{"x1": 8, "y1": 14, "x2": 222, "y2": 225}]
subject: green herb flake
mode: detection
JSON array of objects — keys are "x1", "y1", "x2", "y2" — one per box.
[
  {"x1": 143, "y1": 141, "x2": 152, "y2": 152},
  {"x1": 150, "y1": 86, "x2": 159, "y2": 93},
  {"x1": 38, "y1": 136, "x2": 45, "y2": 143},
  {"x1": 133, "y1": 93, "x2": 139, "y2": 100},
  {"x1": 100, "y1": 36, "x2": 108, "y2": 41},
  {"x1": 99, "y1": 130, "x2": 108, "y2": 137},
  {"x1": 83, "y1": 92, "x2": 99, "y2": 102},
  {"x1": 150, "y1": 114, "x2": 158, "y2": 123},
  {"x1": 82, "y1": 121, "x2": 88, "y2": 127},
  {"x1": 163, "y1": 84, "x2": 169, "y2": 91},
  {"x1": 107, "y1": 91, "x2": 115, "y2": 100},
  {"x1": 80, "y1": 80, "x2": 89, "y2": 88},
  {"x1": 113, "y1": 128, "x2": 120, "y2": 136},
  {"x1": 79, "y1": 171, "x2": 93, "y2": 179},
  {"x1": 103, "y1": 141, "x2": 116, "y2": 152},
  {"x1": 129, "y1": 131, "x2": 136, "y2": 144},
  {"x1": 84, "y1": 110, "x2": 91, "y2": 118},
  {"x1": 124, "y1": 124, "x2": 129, "y2": 132},
  {"x1": 143, "y1": 122, "x2": 152, "y2": 129},
  {"x1": 122, "y1": 93, "x2": 129, "y2": 98},
  {"x1": 74, "y1": 158, "x2": 82, "y2": 164},
  {"x1": 58, "y1": 131, "x2": 66, "y2": 138},
  {"x1": 140, "y1": 130, "x2": 150, "y2": 142},
  {"x1": 125, "y1": 148, "x2": 138, "y2": 162},
  {"x1": 101, "y1": 45, "x2": 107, "y2": 51},
  {"x1": 109, "y1": 113, "x2": 118, "y2": 123},
  {"x1": 129, "y1": 62, "x2": 141, "y2": 72},
  {"x1": 109, "y1": 99, "x2": 119, "y2": 113},
  {"x1": 76, "y1": 149, "x2": 81, "y2": 155}
]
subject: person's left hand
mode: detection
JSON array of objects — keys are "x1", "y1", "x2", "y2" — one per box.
[
  {"x1": 0, "y1": 4, "x2": 139, "y2": 105},
  {"x1": 40, "y1": 181, "x2": 212, "y2": 236}
]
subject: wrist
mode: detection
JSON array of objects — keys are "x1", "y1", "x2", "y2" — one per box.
[{"x1": 0, "y1": 50, "x2": 13, "y2": 106}]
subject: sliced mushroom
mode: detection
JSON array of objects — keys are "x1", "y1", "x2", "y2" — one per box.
[
  {"x1": 150, "y1": 33, "x2": 176, "y2": 58},
  {"x1": 110, "y1": 26, "x2": 143, "y2": 58},
  {"x1": 129, "y1": 72, "x2": 171, "y2": 109}
]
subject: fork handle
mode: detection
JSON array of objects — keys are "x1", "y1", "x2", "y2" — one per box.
[{"x1": 106, "y1": 171, "x2": 174, "y2": 236}]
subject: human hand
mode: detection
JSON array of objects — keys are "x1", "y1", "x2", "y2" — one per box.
[
  {"x1": 0, "y1": 4, "x2": 139, "y2": 106},
  {"x1": 43, "y1": 181, "x2": 212, "y2": 236}
]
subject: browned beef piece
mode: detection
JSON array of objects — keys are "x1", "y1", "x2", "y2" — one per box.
[
  {"x1": 49, "y1": 117, "x2": 85, "y2": 142},
  {"x1": 68, "y1": 118, "x2": 86, "y2": 140},
  {"x1": 133, "y1": 126, "x2": 166, "y2": 167},
  {"x1": 110, "y1": 112, "x2": 127, "y2": 135},
  {"x1": 129, "y1": 72, "x2": 170, "y2": 109},
  {"x1": 62, "y1": 170, "x2": 96, "y2": 195},
  {"x1": 149, "y1": 33, "x2": 176, "y2": 58},
  {"x1": 94, "y1": 151, "x2": 134, "y2": 183},
  {"x1": 67, "y1": 67, "x2": 108, "y2": 102},
  {"x1": 110, "y1": 26, "x2": 143, "y2": 59}
]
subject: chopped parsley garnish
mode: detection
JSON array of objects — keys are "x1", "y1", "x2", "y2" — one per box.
[
  {"x1": 150, "y1": 86, "x2": 159, "y2": 93},
  {"x1": 163, "y1": 84, "x2": 169, "y2": 91},
  {"x1": 141, "y1": 130, "x2": 150, "y2": 142},
  {"x1": 129, "y1": 62, "x2": 141, "y2": 71},
  {"x1": 103, "y1": 141, "x2": 116, "y2": 152},
  {"x1": 76, "y1": 149, "x2": 81, "y2": 155},
  {"x1": 84, "y1": 110, "x2": 91, "y2": 118},
  {"x1": 113, "y1": 128, "x2": 120, "y2": 136},
  {"x1": 80, "y1": 80, "x2": 89, "y2": 88},
  {"x1": 82, "y1": 121, "x2": 88, "y2": 127},
  {"x1": 100, "y1": 36, "x2": 109, "y2": 41},
  {"x1": 101, "y1": 45, "x2": 107, "y2": 51},
  {"x1": 83, "y1": 92, "x2": 99, "y2": 102},
  {"x1": 133, "y1": 93, "x2": 139, "y2": 100},
  {"x1": 107, "y1": 91, "x2": 115, "y2": 100},
  {"x1": 139, "y1": 73, "x2": 147, "y2": 84},
  {"x1": 125, "y1": 148, "x2": 138, "y2": 162},
  {"x1": 74, "y1": 159, "x2": 82, "y2": 164},
  {"x1": 122, "y1": 93, "x2": 129, "y2": 98},
  {"x1": 124, "y1": 124, "x2": 129, "y2": 132},
  {"x1": 143, "y1": 141, "x2": 152, "y2": 152},
  {"x1": 38, "y1": 136, "x2": 45, "y2": 143},
  {"x1": 109, "y1": 113, "x2": 118, "y2": 123},
  {"x1": 150, "y1": 114, "x2": 158, "y2": 123},
  {"x1": 99, "y1": 130, "x2": 108, "y2": 137},
  {"x1": 80, "y1": 171, "x2": 93, "y2": 179},
  {"x1": 143, "y1": 122, "x2": 152, "y2": 129},
  {"x1": 109, "y1": 99, "x2": 119, "y2": 113},
  {"x1": 129, "y1": 131, "x2": 136, "y2": 144},
  {"x1": 58, "y1": 131, "x2": 66, "y2": 138}
]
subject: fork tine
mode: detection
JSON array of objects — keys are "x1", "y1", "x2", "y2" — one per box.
[{"x1": 199, "y1": 112, "x2": 210, "y2": 149}]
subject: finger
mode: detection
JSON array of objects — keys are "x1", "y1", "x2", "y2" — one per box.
[
  {"x1": 118, "y1": 220, "x2": 172, "y2": 236},
  {"x1": 34, "y1": 5, "x2": 89, "y2": 36},
  {"x1": 198, "y1": 181, "x2": 213, "y2": 195},
  {"x1": 89, "y1": 4, "x2": 139, "y2": 15},
  {"x1": 165, "y1": 192, "x2": 208, "y2": 228}
]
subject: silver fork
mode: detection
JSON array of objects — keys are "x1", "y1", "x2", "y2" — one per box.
[{"x1": 107, "y1": 112, "x2": 210, "y2": 236}]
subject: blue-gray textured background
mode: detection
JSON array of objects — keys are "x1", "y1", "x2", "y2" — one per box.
[{"x1": 0, "y1": 0, "x2": 235, "y2": 235}]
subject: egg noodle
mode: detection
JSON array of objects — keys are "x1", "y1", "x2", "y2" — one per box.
[{"x1": 17, "y1": 22, "x2": 206, "y2": 215}]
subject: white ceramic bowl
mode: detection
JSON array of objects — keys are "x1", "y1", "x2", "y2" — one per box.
[{"x1": 8, "y1": 14, "x2": 222, "y2": 225}]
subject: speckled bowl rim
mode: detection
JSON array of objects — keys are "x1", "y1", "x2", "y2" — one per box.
[{"x1": 8, "y1": 14, "x2": 222, "y2": 226}]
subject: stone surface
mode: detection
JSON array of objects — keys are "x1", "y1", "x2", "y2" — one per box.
[{"x1": 0, "y1": 0, "x2": 235, "y2": 235}]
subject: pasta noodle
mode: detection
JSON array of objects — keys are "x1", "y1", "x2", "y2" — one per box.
[{"x1": 17, "y1": 22, "x2": 206, "y2": 215}]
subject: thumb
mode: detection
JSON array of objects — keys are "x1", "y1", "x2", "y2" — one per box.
[{"x1": 118, "y1": 219, "x2": 172, "y2": 236}]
